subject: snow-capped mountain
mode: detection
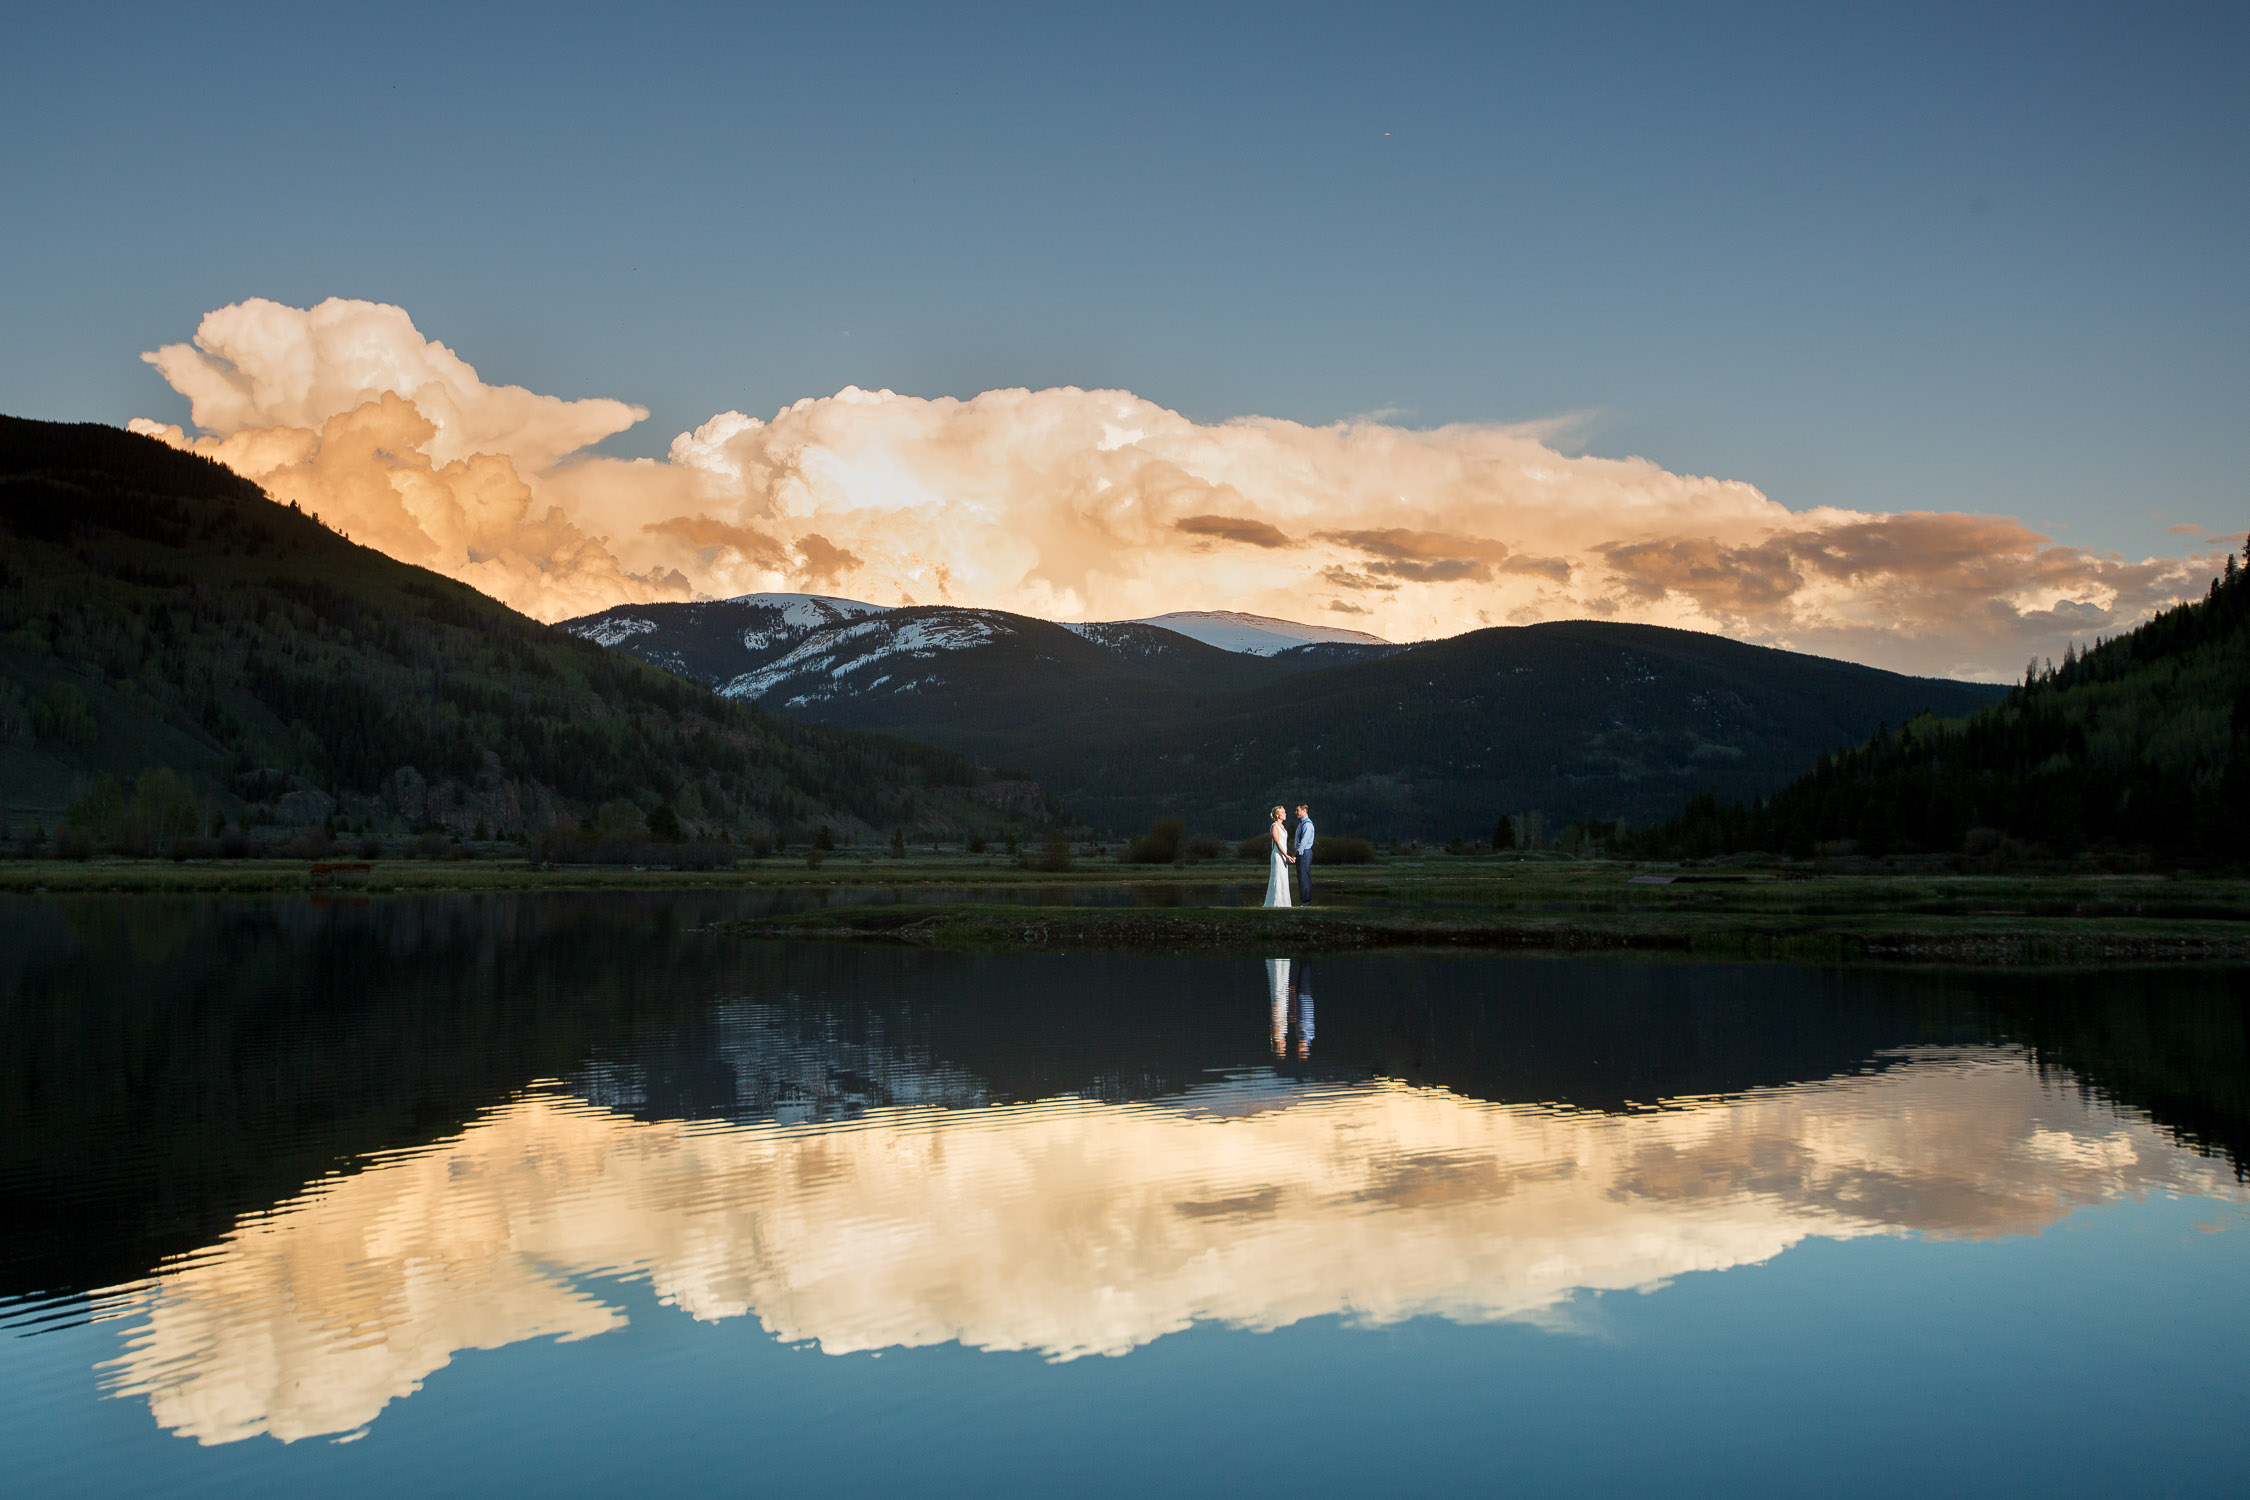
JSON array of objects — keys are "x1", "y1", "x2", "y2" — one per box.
[
  {"x1": 560, "y1": 591, "x2": 2006, "y2": 837},
  {"x1": 559, "y1": 594, "x2": 891, "y2": 684},
  {"x1": 721, "y1": 610, "x2": 1015, "y2": 706},
  {"x1": 559, "y1": 594, "x2": 1378, "y2": 708},
  {"x1": 559, "y1": 597, "x2": 1292, "y2": 721},
  {"x1": 1125, "y1": 610, "x2": 1391, "y2": 656}
]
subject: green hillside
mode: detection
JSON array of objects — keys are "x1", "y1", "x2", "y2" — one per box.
[
  {"x1": 1633, "y1": 542, "x2": 2250, "y2": 860},
  {"x1": 0, "y1": 417, "x2": 1034, "y2": 845}
]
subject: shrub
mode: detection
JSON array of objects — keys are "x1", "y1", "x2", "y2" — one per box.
[
  {"x1": 129, "y1": 768, "x2": 200, "y2": 850},
  {"x1": 67, "y1": 776, "x2": 127, "y2": 842},
  {"x1": 55, "y1": 825, "x2": 96, "y2": 860},
  {"x1": 410, "y1": 831, "x2": 452, "y2": 860},
  {"x1": 967, "y1": 833, "x2": 988, "y2": 854},
  {"x1": 1035, "y1": 834, "x2": 1073, "y2": 872},
  {"x1": 647, "y1": 804, "x2": 682, "y2": 842},
  {"x1": 1319, "y1": 835, "x2": 1376, "y2": 864},
  {"x1": 593, "y1": 799, "x2": 647, "y2": 841},
  {"x1": 1127, "y1": 816, "x2": 1186, "y2": 864},
  {"x1": 1236, "y1": 834, "x2": 1271, "y2": 861},
  {"x1": 1181, "y1": 834, "x2": 1225, "y2": 863},
  {"x1": 358, "y1": 834, "x2": 384, "y2": 859}
]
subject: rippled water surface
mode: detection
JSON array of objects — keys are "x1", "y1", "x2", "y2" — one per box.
[{"x1": 3, "y1": 893, "x2": 2247, "y2": 1496}]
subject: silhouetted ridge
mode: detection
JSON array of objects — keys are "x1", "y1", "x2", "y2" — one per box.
[
  {"x1": 0, "y1": 416, "x2": 1029, "y2": 840},
  {"x1": 567, "y1": 592, "x2": 2005, "y2": 838},
  {"x1": 1632, "y1": 540, "x2": 2250, "y2": 859}
]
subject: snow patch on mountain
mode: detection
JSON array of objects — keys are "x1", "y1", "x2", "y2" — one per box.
[
  {"x1": 572, "y1": 616, "x2": 659, "y2": 647},
  {"x1": 1059, "y1": 622, "x2": 1189, "y2": 654},
  {"x1": 725, "y1": 593, "x2": 891, "y2": 651},
  {"x1": 719, "y1": 612, "x2": 1012, "y2": 701},
  {"x1": 1126, "y1": 610, "x2": 1392, "y2": 656}
]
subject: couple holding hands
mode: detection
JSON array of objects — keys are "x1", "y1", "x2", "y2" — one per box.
[{"x1": 1262, "y1": 803, "x2": 1315, "y2": 909}]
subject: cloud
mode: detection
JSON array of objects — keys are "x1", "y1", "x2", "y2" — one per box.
[
  {"x1": 2167, "y1": 522, "x2": 2205, "y2": 535},
  {"x1": 141, "y1": 297, "x2": 643, "y2": 472},
  {"x1": 1174, "y1": 513, "x2": 1295, "y2": 548},
  {"x1": 134, "y1": 391, "x2": 685, "y2": 620},
  {"x1": 641, "y1": 515, "x2": 791, "y2": 570},
  {"x1": 1320, "y1": 567, "x2": 1398, "y2": 592},
  {"x1": 1321, "y1": 527, "x2": 1512, "y2": 563},
  {"x1": 132, "y1": 297, "x2": 2217, "y2": 679},
  {"x1": 793, "y1": 532, "x2": 862, "y2": 587}
]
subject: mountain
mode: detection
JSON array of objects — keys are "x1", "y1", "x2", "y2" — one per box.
[
  {"x1": 0, "y1": 418, "x2": 1034, "y2": 843},
  {"x1": 570, "y1": 593, "x2": 891, "y2": 686},
  {"x1": 1632, "y1": 544, "x2": 2250, "y2": 859},
  {"x1": 564, "y1": 592, "x2": 2007, "y2": 838},
  {"x1": 1127, "y1": 610, "x2": 1391, "y2": 655}
]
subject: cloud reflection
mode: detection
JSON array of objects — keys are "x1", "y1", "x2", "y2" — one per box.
[{"x1": 100, "y1": 1050, "x2": 2241, "y2": 1445}]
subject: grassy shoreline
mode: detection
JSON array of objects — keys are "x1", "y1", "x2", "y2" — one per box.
[
  {"x1": 719, "y1": 902, "x2": 2250, "y2": 966},
  {"x1": 5, "y1": 854, "x2": 2248, "y2": 965}
]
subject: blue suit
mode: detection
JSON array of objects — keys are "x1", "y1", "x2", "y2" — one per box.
[{"x1": 1292, "y1": 817, "x2": 1315, "y2": 902}]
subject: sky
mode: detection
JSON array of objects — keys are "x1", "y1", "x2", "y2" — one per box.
[{"x1": 3, "y1": 1, "x2": 2244, "y2": 677}]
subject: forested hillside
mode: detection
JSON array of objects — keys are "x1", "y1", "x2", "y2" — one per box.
[
  {"x1": 571, "y1": 596, "x2": 2003, "y2": 840},
  {"x1": 0, "y1": 418, "x2": 1033, "y2": 844},
  {"x1": 1632, "y1": 542, "x2": 2250, "y2": 859}
]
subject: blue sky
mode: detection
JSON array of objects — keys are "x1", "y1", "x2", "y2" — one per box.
[{"x1": 3, "y1": 0, "x2": 2244, "y2": 563}]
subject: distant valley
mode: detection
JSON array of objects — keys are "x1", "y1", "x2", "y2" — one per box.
[{"x1": 563, "y1": 595, "x2": 2008, "y2": 839}]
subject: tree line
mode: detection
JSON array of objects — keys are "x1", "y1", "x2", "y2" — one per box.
[{"x1": 1624, "y1": 540, "x2": 2250, "y2": 860}]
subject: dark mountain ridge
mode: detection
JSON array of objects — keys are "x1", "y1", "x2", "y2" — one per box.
[
  {"x1": 1632, "y1": 538, "x2": 2250, "y2": 860},
  {"x1": 565, "y1": 593, "x2": 2006, "y2": 839},
  {"x1": 0, "y1": 417, "x2": 1039, "y2": 843}
]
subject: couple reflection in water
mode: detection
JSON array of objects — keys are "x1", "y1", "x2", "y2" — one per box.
[{"x1": 1265, "y1": 958, "x2": 1314, "y2": 1059}]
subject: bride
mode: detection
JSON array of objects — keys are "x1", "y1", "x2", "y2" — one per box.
[{"x1": 1262, "y1": 805, "x2": 1293, "y2": 908}]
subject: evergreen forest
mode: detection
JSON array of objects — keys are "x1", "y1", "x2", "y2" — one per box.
[
  {"x1": 1628, "y1": 542, "x2": 2250, "y2": 861},
  {"x1": 0, "y1": 417, "x2": 1032, "y2": 845}
]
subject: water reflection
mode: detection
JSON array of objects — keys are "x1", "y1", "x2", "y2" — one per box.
[
  {"x1": 99, "y1": 1035, "x2": 2240, "y2": 1445},
  {"x1": 1267, "y1": 958, "x2": 1315, "y2": 1059},
  {"x1": 3, "y1": 895, "x2": 2244, "y2": 1456}
]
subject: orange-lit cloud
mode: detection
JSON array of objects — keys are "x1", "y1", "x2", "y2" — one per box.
[{"x1": 132, "y1": 297, "x2": 2220, "y2": 679}]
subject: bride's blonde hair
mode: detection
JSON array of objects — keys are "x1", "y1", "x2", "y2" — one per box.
[{"x1": 1270, "y1": 806, "x2": 1286, "y2": 821}]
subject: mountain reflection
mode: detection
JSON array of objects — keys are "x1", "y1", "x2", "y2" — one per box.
[{"x1": 102, "y1": 1044, "x2": 2241, "y2": 1446}]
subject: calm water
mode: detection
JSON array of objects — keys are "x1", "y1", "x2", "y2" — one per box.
[{"x1": 2, "y1": 894, "x2": 2246, "y2": 1497}]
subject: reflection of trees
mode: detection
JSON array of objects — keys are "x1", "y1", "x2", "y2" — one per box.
[
  {"x1": 1974, "y1": 970, "x2": 2249, "y2": 1177},
  {"x1": 7, "y1": 893, "x2": 2246, "y2": 1320},
  {"x1": 0, "y1": 894, "x2": 760, "y2": 1301}
]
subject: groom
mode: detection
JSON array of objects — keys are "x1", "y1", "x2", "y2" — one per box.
[{"x1": 1290, "y1": 803, "x2": 1315, "y2": 904}]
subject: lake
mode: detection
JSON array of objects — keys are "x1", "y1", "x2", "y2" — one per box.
[{"x1": 3, "y1": 892, "x2": 2246, "y2": 1496}]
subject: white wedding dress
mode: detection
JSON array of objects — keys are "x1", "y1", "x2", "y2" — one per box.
[{"x1": 1263, "y1": 832, "x2": 1293, "y2": 908}]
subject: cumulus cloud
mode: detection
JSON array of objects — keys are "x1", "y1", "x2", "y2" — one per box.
[{"x1": 132, "y1": 297, "x2": 2220, "y2": 679}]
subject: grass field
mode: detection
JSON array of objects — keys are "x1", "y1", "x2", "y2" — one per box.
[{"x1": 5, "y1": 849, "x2": 2247, "y2": 964}]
